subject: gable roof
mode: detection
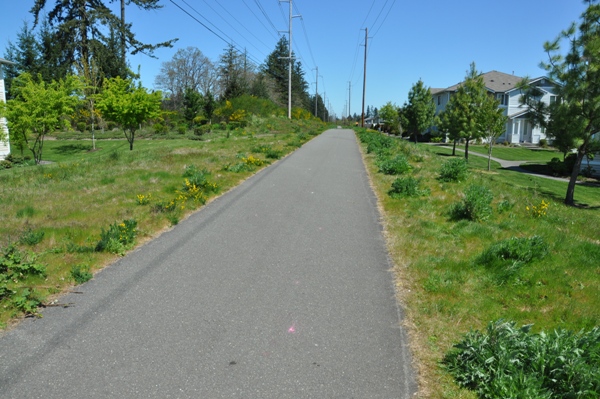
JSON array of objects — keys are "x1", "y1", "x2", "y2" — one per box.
[
  {"x1": 0, "y1": 58, "x2": 15, "y2": 65},
  {"x1": 432, "y1": 70, "x2": 524, "y2": 95}
]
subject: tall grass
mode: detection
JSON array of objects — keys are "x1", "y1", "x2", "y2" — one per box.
[{"x1": 356, "y1": 129, "x2": 600, "y2": 398}]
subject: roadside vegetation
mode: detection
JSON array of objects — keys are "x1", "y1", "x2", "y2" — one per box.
[
  {"x1": 0, "y1": 116, "x2": 326, "y2": 327},
  {"x1": 356, "y1": 128, "x2": 599, "y2": 398}
]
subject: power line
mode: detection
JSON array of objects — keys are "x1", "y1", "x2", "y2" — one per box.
[
  {"x1": 371, "y1": 0, "x2": 397, "y2": 38},
  {"x1": 360, "y1": 0, "x2": 377, "y2": 29},
  {"x1": 247, "y1": 0, "x2": 280, "y2": 38}
]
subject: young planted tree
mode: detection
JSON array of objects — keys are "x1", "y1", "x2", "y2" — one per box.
[
  {"x1": 519, "y1": 1, "x2": 600, "y2": 205},
  {"x1": 378, "y1": 102, "x2": 401, "y2": 134},
  {"x1": 479, "y1": 91, "x2": 508, "y2": 171},
  {"x1": 404, "y1": 79, "x2": 436, "y2": 143},
  {"x1": 2, "y1": 73, "x2": 81, "y2": 163},
  {"x1": 96, "y1": 77, "x2": 162, "y2": 150},
  {"x1": 437, "y1": 63, "x2": 489, "y2": 160}
]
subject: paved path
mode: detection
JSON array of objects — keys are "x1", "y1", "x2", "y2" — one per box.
[
  {"x1": 0, "y1": 129, "x2": 416, "y2": 398},
  {"x1": 431, "y1": 144, "x2": 571, "y2": 182}
]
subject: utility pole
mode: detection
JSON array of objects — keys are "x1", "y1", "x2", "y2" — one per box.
[
  {"x1": 314, "y1": 66, "x2": 319, "y2": 118},
  {"x1": 279, "y1": 0, "x2": 298, "y2": 119},
  {"x1": 348, "y1": 81, "x2": 351, "y2": 119},
  {"x1": 361, "y1": 28, "x2": 368, "y2": 128}
]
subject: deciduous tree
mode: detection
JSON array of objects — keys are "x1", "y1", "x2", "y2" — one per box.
[
  {"x1": 404, "y1": 79, "x2": 436, "y2": 143},
  {"x1": 2, "y1": 73, "x2": 81, "y2": 163},
  {"x1": 96, "y1": 77, "x2": 161, "y2": 150}
]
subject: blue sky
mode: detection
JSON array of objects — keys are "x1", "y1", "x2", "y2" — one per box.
[{"x1": 0, "y1": 1, "x2": 589, "y2": 119}]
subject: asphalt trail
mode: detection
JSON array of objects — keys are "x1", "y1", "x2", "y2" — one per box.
[{"x1": 0, "y1": 128, "x2": 416, "y2": 398}]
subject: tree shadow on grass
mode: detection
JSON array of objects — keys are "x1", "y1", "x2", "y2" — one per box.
[{"x1": 53, "y1": 143, "x2": 94, "y2": 155}]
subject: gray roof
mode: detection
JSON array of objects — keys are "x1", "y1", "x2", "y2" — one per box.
[
  {"x1": 434, "y1": 70, "x2": 524, "y2": 94},
  {"x1": 0, "y1": 58, "x2": 16, "y2": 65}
]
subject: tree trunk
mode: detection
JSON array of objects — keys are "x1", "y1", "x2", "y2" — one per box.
[
  {"x1": 487, "y1": 143, "x2": 493, "y2": 171},
  {"x1": 465, "y1": 138, "x2": 470, "y2": 161},
  {"x1": 452, "y1": 139, "x2": 457, "y2": 156},
  {"x1": 564, "y1": 148, "x2": 585, "y2": 206}
]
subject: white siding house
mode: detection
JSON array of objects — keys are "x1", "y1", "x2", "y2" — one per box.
[
  {"x1": 431, "y1": 71, "x2": 558, "y2": 145},
  {"x1": 0, "y1": 58, "x2": 14, "y2": 160}
]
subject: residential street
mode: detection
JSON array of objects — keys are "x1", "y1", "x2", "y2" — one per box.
[{"x1": 0, "y1": 129, "x2": 416, "y2": 398}]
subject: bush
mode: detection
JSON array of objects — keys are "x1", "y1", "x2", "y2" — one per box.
[
  {"x1": 451, "y1": 185, "x2": 493, "y2": 222},
  {"x1": 388, "y1": 176, "x2": 428, "y2": 198},
  {"x1": 95, "y1": 219, "x2": 137, "y2": 254},
  {"x1": 444, "y1": 320, "x2": 600, "y2": 399},
  {"x1": 439, "y1": 158, "x2": 469, "y2": 182},
  {"x1": 539, "y1": 138, "x2": 548, "y2": 148},
  {"x1": 0, "y1": 160, "x2": 12, "y2": 169},
  {"x1": 376, "y1": 154, "x2": 412, "y2": 175},
  {"x1": 70, "y1": 264, "x2": 93, "y2": 284},
  {"x1": 19, "y1": 228, "x2": 45, "y2": 246},
  {"x1": 548, "y1": 157, "x2": 566, "y2": 176}
]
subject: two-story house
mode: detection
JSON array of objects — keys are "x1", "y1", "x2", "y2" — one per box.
[
  {"x1": 431, "y1": 70, "x2": 559, "y2": 145},
  {"x1": 0, "y1": 58, "x2": 14, "y2": 160}
]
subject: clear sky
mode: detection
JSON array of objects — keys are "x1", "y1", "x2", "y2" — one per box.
[{"x1": 0, "y1": 1, "x2": 589, "y2": 119}]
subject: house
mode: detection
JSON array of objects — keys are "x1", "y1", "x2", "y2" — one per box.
[
  {"x1": 431, "y1": 71, "x2": 559, "y2": 145},
  {"x1": 0, "y1": 58, "x2": 15, "y2": 160}
]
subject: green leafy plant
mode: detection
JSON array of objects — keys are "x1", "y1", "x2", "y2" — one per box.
[
  {"x1": 451, "y1": 184, "x2": 493, "y2": 222},
  {"x1": 11, "y1": 288, "x2": 44, "y2": 317},
  {"x1": 18, "y1": 228, "x2": 45, "y2": 246},
  {"x1": 376, "y1": 154, "x2": 412, "y2": 175},
  {"x1": 70, "y1": 264, "x2": 93, "y2": 284},
  {"x1": 439, "y1": 158, "x2": 469, "y2": 182},
  {"x1": 388, "y1": 176, "x2": 429, "y2": 198},
  {"x1": 444, "y1": 320, "x2": 600, "y2": 399},
  {"x1": 95, "y1": 219, "x2": 137, "y2": 255}
]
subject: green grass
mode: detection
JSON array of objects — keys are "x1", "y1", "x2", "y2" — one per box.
[
  {"x1": 357, "y1": 129, "x2": 600, "y2": 399},
  {"x1": 458, "y1": 144, "x2": 561, "y2": 162},
  {"x1": 0, "y1": 118, "x2": 326, "y2": 326}
]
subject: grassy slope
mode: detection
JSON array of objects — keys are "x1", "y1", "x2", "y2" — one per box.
[
  {"x1": 357, "y1": 132, "x2": 600, "y2": 398},
  {"x1": 0, "y1": 120, "x2": 325, "y2": 327}
]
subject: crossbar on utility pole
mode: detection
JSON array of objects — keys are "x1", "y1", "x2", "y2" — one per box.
[
  {"x1": 279, "y1": 0, "x2": 299, "y2": 119},
  {"x1": 361, "y1": 28, "x2": 368, "y2": 128}
]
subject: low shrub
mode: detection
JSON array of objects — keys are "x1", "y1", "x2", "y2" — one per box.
[
  {"x1": 388, "y1": 176, "x2": 429, "y2": 198},
  {"x1": 444, "y1": 320, "x2": 600, "y2": 399},
  {"x1": 18, "y1": 228, "x2": 45, "y2": 246},
  {"x1": 95, "y1": 219, "x2": 137, "y2": 255},
  {"x1": 451, "y1": 184, "x2": 493, "y2": 222},
  {"x1": 376, "y1": 154, "x2": 412, "y2": 175},
  {"x1": 70, "y1": 264, "x2": 93, "y2": 284},
  {"x1": 439, "y1": 158, "x2": 469, "y2": 182}
]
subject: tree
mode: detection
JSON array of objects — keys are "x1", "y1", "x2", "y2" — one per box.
[
  {"x1": 261, "y1": 37, "x2": 309, "y2": 111},
  {"x1": 96, "y1": 77, "x2": 161, "y2": 150},
  {"x1": 219, "y1": 44, "x2": 250, "y2": 100},
  {"x1": 378, "y1": 102, "x2": 401, "y2": 134},
  {"x1": 1, "y1": 73, "x2": 81, "y2": 163},
  {"x1": 30, "y1": 0, "x2": 176, "y2": 81},
  {"x1": 438, "y1": 63, "x2": 489, "y2": 160},
  {"x1": 203, "y1": 90, "x2": 216, "y2": 123},
  {"x1": 155, "y1": 47, "x2": 216, "y2": 111},
  {"x1": 182, "y1": 87, "x2": 203, "y2": 127},
  {"x1": 519, "y1": 1, "x2": 600, "y2": 205},
  {"x1": 479, "y1": 95, "x2": 508, "y2": 171},
  {"x1": 404, "y1": 79, "x2": 436, "y2": 143}
]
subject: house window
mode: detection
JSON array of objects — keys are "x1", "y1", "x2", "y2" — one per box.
[
  {"x1": 437, "y1": 96, "x2": 441, "y2": 105},
  {"x1": 550, "y1": 96, "x2": 561, "y2": 104}
]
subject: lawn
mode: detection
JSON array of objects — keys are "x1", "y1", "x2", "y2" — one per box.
[{"x1": 357, "y1": 130, "x2": 600, "y2": 398}]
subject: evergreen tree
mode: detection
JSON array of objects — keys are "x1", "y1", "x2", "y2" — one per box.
[
  {"x1": 262, "y1": 37, "x2": 290, "y2": 107},
  {"x1": 519, "y1": 0, "x2": 600, "y2": 205},
  {"x1": 219, "y1": 45, "x2": 249, "y2": 100},
  {"x1": 30, "y1": 0, "x2": 176, "y2": 81}
]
